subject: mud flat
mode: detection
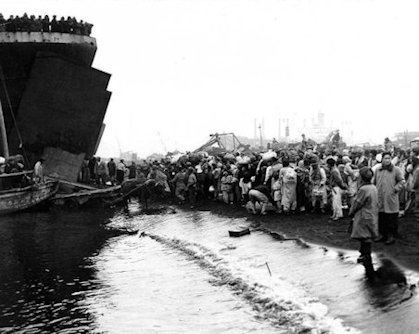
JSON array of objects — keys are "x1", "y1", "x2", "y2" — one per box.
[{"x1": 194, "y1": 201, "x2": 419, "y2": 272}]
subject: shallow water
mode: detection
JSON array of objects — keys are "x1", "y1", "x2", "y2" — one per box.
[{"x1": 0, "y1": 203, "x2": 418, "y2": 333}]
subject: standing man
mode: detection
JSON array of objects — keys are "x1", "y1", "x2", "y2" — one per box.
[
  {"x1": 81, "y1": 158, "x2": 90, "y2": 183},
  {"x1": 0, "y1": 14, "x2": 6, "y2": 32},
  {"x1": 128, "y1": 161, "x2": 137, "y2": 179},
  {"x1": 309, "y1": 160, "x2": 327, "y2": 213},
  {"x1": 185, "y1": 167, "x2": 197, "y2": 209},
  {"x1": 332, "y1": 130, "x2": 341, "y2": 147},
  {"x1": 280, "y1": 160, "x2": 297, "y2": 214},
  {"x1": 88, "y1": 157, "x2": 97, "y2": 184},
  {"x1": 373, "y1": 152, "x2": 405, "y2": 244},
  {"x1": 301, "y1": 134, "x2": 308, "y2": 151},
  {"x1": 33, "y1": 158, "x2": 45, "y2": 183},
  {"x1": 96, "y1": 157, "x2": 108, "y2": 186},
  {"x1": 171, "y1": 167, "x2": 187, "y2": 204},
  {"x1": 412, "y1": 155, "x2": 419, "y2": 223},
  {"x1": 327, "y1": 157, "x2": 347, "y2": 221},
  {"x1": 116, "y1": 159, "x2": 126, "y2": 184},
  {"x1": 107, "y1": 158, "x2": 116, "y2": 184},
  {"x1": 220, "y1": 170, "x2": 234, "y2": 204}
]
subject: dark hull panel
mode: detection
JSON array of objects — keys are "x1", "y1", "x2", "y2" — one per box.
[
  {"x1": 8, "y1": 54, "x2": 111, "y2": 158},
  {"x1": 0, "y1": 32, "x2": 97, "y2": 130}
]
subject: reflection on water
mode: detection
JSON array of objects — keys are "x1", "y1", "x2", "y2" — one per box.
[
  {"x1": 87, "y1": 236, "x2": 278, "y2": 333},
  {"x1": 0, "y1": 203, "x2": 418, "y2": 333},
  {"x1": 0, "y1": 209, "x2": 116, "y2": 333}
]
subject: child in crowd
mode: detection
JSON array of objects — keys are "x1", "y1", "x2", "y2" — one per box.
[
  {"x1": 349, "y1": 167, "x2": 378, "y2": 265},
  {"x1": 271, "y1": 173, "x2": 282, "y2": 213}
]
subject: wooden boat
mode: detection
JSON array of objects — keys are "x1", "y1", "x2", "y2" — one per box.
[
  {"x1": 50, "y1": 185, "x2": 121, "y2": 207},
  {"x1": 0, "y1": 93, "x2": 58, "y2": 214},
  {"x1": 228, "y1": 228, "x2": 251, "y2": 237},
  {"x1": 0, "y1": 173, "x2": 58, "y2": 215}
]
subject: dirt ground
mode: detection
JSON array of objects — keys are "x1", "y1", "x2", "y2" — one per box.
[{"x1": 195, "y1": 201, "x2": 419, "y2": 272}]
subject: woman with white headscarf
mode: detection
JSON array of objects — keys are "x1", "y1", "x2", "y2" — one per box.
[{"x1": 343, "y1": 156, "x2": 359, "y2": 207}]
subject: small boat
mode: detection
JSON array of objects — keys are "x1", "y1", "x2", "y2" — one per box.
[
  {"x1": 228, "y1": 228, "x2": 251, "y2": 237},
  {"x1": 0, "y1": 173, "x2": 58, "y2": 215},
  {"x1": 50, "y1": 184, "x2": 121, "y2": 208},
  {"x1": 0, "y1": 95, "x2": 58, "y2": 214}
]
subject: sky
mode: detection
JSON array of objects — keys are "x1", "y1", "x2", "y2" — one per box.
[{"x1": 3, "y1": 0, "x2": 419, "y2": 158}]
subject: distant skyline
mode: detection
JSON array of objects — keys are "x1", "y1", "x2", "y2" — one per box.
[{"x1": 3, "y1": 0, "x2": 419, "y2": 158}]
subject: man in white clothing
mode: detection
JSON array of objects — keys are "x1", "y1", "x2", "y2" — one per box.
[{"x1": 34, "y1": 158, "x2": 45, "y2": 183}]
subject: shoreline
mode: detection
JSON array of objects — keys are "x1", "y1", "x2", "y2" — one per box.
[{"x1": 189, "y1": 200, "x2": 419, "y2": 273}]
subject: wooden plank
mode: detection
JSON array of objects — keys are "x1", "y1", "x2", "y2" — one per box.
[
  {"x1": 0, "y1": 170, "x2": 33, "y2": 178},
  {"x1": 57, "y1": 179, "x2": 97, "y2": 190},
  {"x1": 51, "y1": 185, "x2": 120, "y2": 200}
]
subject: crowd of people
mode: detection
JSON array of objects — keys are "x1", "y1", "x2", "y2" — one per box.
[
  {"x1": 83, "y1": 137, "x2": 419, "y2": 262},
  {"x1": 0, "y1": 13, "x2": 93, "y2": 36},
  {"x1": 0, "y1": 134, "x2": 418, "y2": 265}
]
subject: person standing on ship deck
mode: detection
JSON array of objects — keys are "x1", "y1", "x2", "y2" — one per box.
[
  {"x1": 116, "y1": 160, "x2": 126, "y2": 184},
  {"x1": 33, "y1": 158, "x2": 45, "y2": 183},
  {"x1": 107, "y1": 158, "x2": 116, "y2": 185}
]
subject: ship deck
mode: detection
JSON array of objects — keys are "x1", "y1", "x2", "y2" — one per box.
[{"x1": 0, "y1": 32, "x2": 96, "y2": 46}]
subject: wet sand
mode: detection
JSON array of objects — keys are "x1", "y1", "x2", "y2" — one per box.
[{"x1": 195, "y1": 201, "x2": 419, "y2": 272}]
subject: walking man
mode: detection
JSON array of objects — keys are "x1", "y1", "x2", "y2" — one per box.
[{"x1": 349, "y1": 167, "x2": 378, "y2": 269}]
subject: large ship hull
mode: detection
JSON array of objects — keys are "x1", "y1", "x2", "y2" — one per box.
[{"x1": 0, "y1": 32, "x2": 111, "y2": 182}]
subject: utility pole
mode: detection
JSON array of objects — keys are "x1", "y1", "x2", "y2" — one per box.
[
  {"x1": 254, "y1": 118, "x2": 257, "y2": 143},
  {"x1": 258, "y1": 124, "x2": 263, "y2": 148},
  {"x1": 278, "y1": 117, "x2": 281, "y2": 139},
  {"x1": 0, "y1": 98, "x2": 9, "y2": 158},
  {"x1": 262, "y1": 117, "x2": 265, "y2": 141}
]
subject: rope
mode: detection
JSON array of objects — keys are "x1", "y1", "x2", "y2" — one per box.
[{"x1": 0, "y1": 64, "x2": 30, "y2": 166}]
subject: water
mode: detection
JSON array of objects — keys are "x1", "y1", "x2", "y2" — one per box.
[{"x1": 0, "y1": 203, "x2": 418, "y2": 333}]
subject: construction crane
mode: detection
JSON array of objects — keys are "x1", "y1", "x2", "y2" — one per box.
[
  {"x1": 193, "y1": 132, "x2": 243, "y2": 153},
  {"x1": 157, "y1": 132, "x2": 167, "y2": 153}
]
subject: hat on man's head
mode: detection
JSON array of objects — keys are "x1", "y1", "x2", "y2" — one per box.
[
  {"x1": 308, "y1": 154, "x2": 319, "y2": 165},
  {"x1": 359, "y1": 166, "x2": 374, "y2": 182},
  {"x1": 326, "y1": 156, "x2": 337, "y2": 164}
]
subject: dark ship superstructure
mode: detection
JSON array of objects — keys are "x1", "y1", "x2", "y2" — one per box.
[{"x1": 0, "y1": 15, "x2": 111, "y2": 181}]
